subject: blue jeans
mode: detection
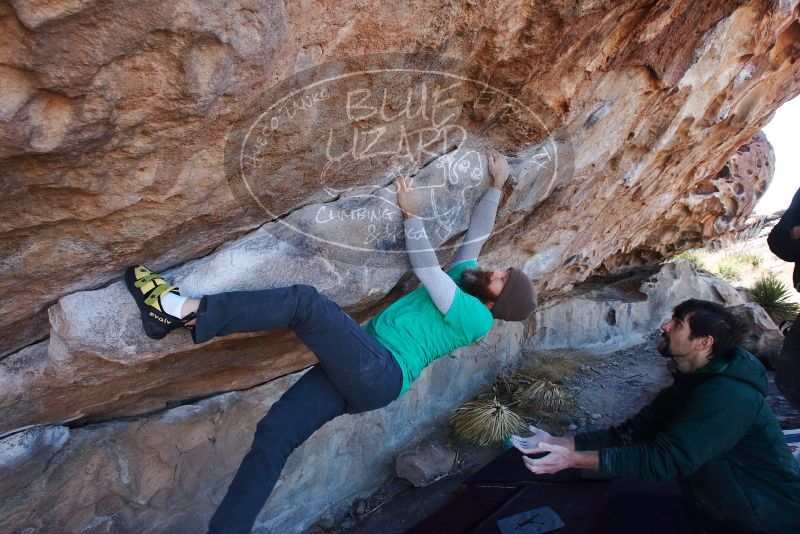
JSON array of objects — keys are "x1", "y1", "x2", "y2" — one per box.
[{"x1": 199, "y1": 285, "x2": 403, "y2": 534}]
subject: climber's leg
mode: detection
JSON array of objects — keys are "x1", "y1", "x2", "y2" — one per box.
[
  {"x1": 207, "y1": 365, "x2": 346, "y2": 534},
  {"x1": 193, "y1": 284, "x2": 402, "y2": 413}
]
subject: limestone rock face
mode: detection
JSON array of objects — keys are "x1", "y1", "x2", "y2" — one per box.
[
  {"x1": 533, "y1": 260, "x2": 747, "y2": 351},
  {"x1": 1, "y1": 0, "x2": 797, "y2": 358},
  {"x1": 597, "y1": 131, "x2": 776, "y2": 272},
  {"x1": 1, "y1": 1, "x2": 796, "y2": 439},
  {"x1": 1, "y1": 1, "x2": 799, "y2": 532}
]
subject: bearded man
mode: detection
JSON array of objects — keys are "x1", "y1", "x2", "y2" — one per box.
[{"x1": 512, "y1": 299, "x2": 800, "y2": 533}]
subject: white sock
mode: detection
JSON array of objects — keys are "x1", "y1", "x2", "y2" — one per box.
[{"x1": 161, "y1": 291, "x2": 189, "y2": 319}]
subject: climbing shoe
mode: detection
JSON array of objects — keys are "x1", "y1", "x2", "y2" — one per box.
[{"x1": 124, "y1": 265, "x2": 196, "y2": 340}]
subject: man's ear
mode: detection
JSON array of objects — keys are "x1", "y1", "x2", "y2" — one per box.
[{"x1": 694, "y1": 335, "x2": 714, "y2": 355}]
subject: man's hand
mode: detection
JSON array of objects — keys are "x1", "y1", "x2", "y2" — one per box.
[
  {"x1": 395, "y1": 176, "x2": 420, "y2": 219},
  {"x1": 522, "y1": 445, "x2": 600, "y2": 474},
  {"x1": 511, "y1": 425, "x2": 575, "y2": 454},
  {"x1": 511, "y1": 425, "x2": 555, "y2": 454},
  {"x1": 791, "y1": 225, "x2": 800, "y2": 239},
  {"x1": 487, "y1": 150, "x2": 509, "y2": 190},
  {"x1": 522, "y1": 442, "x2": 575, "y2": 474},
  {"x1": 514, "y1": 424, "x2": 591, "y2": 475}
]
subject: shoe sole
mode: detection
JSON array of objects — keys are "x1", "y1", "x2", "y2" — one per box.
[{"x1": 140, "y1": 310, "x2": 172, "y2": 340}]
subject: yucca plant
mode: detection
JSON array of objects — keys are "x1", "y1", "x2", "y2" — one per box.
[
  {"x1": 749, "y1": 275, "x2": 800, "y2": 322},
  {"x1": 451, "y1": 397, "x2": 526, "y2": 447},
  {"x1": 516, "y1": 379, "x2": 568, "y2": 412}
]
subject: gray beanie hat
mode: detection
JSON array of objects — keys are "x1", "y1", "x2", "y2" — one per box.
[{"x1": 491, "y1": 268, "x2": 537, "y2": 321}]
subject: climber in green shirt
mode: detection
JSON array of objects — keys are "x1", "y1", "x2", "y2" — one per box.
[
  {"x1": 366, "y1": 153, "x2": 537, "y2": 396},
  {"x1": 126, "y1": 150, "x2": 537, "y2": 533},
  {"x1": 512, "y1": 299, "x2": 800, "y2": 532}
]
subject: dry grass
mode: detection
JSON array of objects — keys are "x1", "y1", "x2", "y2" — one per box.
[
  {"x1": 671, "y1": 250, "x2": 708, "y2": 271},
  {"x1": 451, "y1": 397, "x2": 526, "y2": 447},
  {"x1": 497, "y1": 352, "x2": 590, "y2": 433},
  {"x1": 717, "y1": 256, "x2": 743, "y2": 281},
  {"x1": 457, "y1": 352, "x2": 597, "y2": 443},
  {"x1": 516, "y1": 379, "x2": 568, "y2": 412},
  {"x1": 494, "y1": 361, "x2": 527, "y2": 397},
  {"x1": 518, "y1": 354, "x2": 584, "y2": 383},
  {"x1": 668, "y1": 238, "x2": 768, "y2": 284}
]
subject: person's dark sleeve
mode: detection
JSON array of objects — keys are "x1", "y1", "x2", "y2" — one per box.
[
  {"x1": 574, "y1": 389, "x2": 669, "y2": 451},
  {"x1": 768, "y1": 185, "x2": 800, "y2": 262},
  {"x1": 597, "y1": 381, "x2": 759, "y2": 482}
]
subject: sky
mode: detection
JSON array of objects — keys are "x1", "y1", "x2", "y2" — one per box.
[{"x1": 755, "y1": 95, "x2": 800, "y2": 214}]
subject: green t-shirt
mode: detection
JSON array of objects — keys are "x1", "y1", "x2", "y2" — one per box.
[{"x1": 364, "y1": 260, "x2": 495, "y2": 396}]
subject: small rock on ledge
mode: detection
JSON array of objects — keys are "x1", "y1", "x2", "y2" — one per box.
[{"x1": 395, "y1": 442, "x2": 457, "y2": 488}]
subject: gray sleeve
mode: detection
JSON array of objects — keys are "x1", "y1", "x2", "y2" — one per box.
[
  {"x1": 404, "y1": 217, "x2": 457, "y2": 316},
  {"x1": 451, "y1": 187, "x2": 501, "y2": 266}
]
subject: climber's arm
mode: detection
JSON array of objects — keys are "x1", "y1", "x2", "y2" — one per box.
[
  {"x1": 396, "y1": 177, "x2": 457, "y2": 316},
  {"x1": 451, "y1": 151, "x2": 508, "y2": 266}
]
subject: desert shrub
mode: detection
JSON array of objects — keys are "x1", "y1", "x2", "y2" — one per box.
[
  {"x1": 749, "y1": 275, "x2": 799, "y2": 322},
  {"x1": 735, "y1": 219, "x2": 767, "y2": 243},
  {"x1": 516, "y1": 379, "x2": 568, "y2": 413},
  {"x1": 494, "y1": 362, "x2": 526, "y2": 398},
  {"x1": 519, "y1": 355, "x2": 585, "y2": 383},
  {"x1": 451, "y1": 397, "x2": 526, "y2": 447}
]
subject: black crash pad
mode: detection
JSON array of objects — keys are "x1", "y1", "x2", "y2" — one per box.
[{"x1": 408, "y1": 447, "x2": 704, "y2": 534}]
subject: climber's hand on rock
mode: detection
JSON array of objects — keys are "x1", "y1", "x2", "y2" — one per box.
[
  {"x1": 487, "y1": 150, "x2": 509, "y2": 190},
  {"x1": 395, "y1": 176, "x2": 421, "y2": 219}
]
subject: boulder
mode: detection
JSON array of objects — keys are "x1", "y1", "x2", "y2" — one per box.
[
  {"x1": 0, "y1": 260, "x2": 757, "y2": 533},
  {"x1": 1, "y1": 1, "x2": 795, "y2": 436},
  {"x1": 533, "y1": 260, "x2": 746, "y2": 351},
  {"x1": 728, "y1": 303, "x2": 784, "y2": 369},
  {"x1": 395, "y1": 442, "x2": 457, "y2": 488}
]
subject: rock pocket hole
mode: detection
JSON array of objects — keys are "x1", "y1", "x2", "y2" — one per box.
[{"x1": 606, "y1": 308, "x2": 617, "y2": 326}]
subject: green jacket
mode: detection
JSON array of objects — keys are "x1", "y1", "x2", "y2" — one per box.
[{"x1": 575, "y1": 349, "x2": 800, "y2": 532}]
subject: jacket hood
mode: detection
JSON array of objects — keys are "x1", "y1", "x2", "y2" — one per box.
[{"x1": 699, "y1": 348, "x2": 768, "y2": 396}]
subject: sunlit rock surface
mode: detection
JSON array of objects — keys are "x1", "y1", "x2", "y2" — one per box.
[
  {"x1": 1, "y1": 0, "x2": 799, "y2": 531},
  {"x1": 1, "y1": 0, "x2": 796, "y2": 357}
]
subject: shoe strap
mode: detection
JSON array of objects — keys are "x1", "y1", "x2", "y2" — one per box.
[
  {"x1": 135, "y1": 273, "x2": 167, "y2": 288},
  {"x1": 144, "y1": 283, "x2": 177, "y2": 305}
]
